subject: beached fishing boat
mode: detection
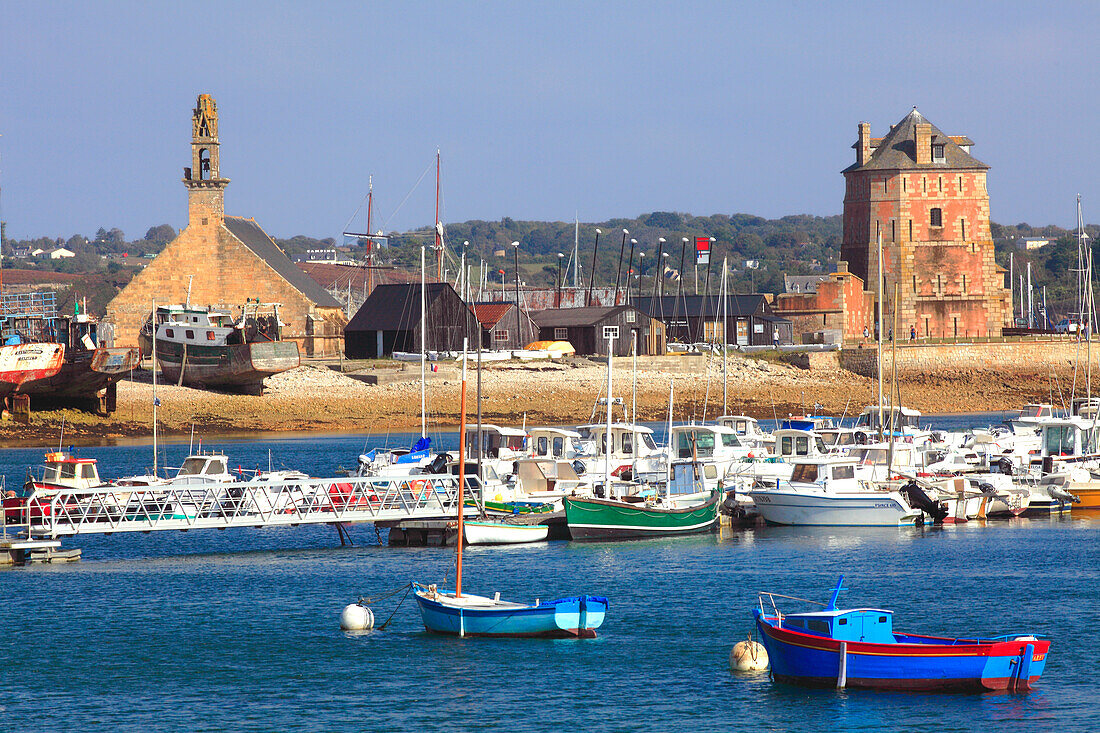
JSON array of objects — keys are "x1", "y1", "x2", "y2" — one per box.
[
  {"x1": 0, "y1": 342, "x2": 65, "y2": 400},
  {"x1": 754, "y1": 577, "x2": 1050, "y2": 692},
  {"x1": 154, "y1": 303, "x2": 299, "y2": 394},
  {"x1": 412, "y1": 341, "x2": 607, "y2": 637}
]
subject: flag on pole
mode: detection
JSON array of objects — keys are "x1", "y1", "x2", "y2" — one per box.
[{"x1": 695, "y1": 236, "x2": 711, "y2": 265}]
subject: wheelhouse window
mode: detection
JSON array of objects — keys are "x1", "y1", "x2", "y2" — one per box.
[
  {"x1": 1044, "y1": 425, "x2": 1075, "y2": 456},
  {"x1": 832, "y1": 465, "x2": 855, "y2": 480},
  {"x1": 790, "y1": 463, "x2": 819, "y2": 483},
  {"x1": 536, "y1": 437, "x2": 548, "y2": 456},
  {"x1": 930, "y1": 208, "x2": 943, "y2": 227},
  {"x1": 206, "y1": 331, "x2": 216, "y2": 341},
  {"x1": 165, "y1": 328, "x2": 174, "y2": 338},
  {"x1": 721, "y1": 434, "x2": 741, "y2": 448},
  {"x1": 185, "y1": 329, "x2": 195, "y2": 339},
  {"x1": 795, "y1": 436, "x2": 809, "y2": 455},
  {"x1": 552, "y1": 437, "x2": 564, "y2": 457}
]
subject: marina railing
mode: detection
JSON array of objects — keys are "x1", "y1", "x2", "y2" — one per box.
[{"x1": 23, "y1": 473, "x2": 479, "y2": 539}]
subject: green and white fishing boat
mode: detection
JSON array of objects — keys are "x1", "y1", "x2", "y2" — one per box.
[{"x1": 563, "y1": 489, "x2": 720, "y2": 540}]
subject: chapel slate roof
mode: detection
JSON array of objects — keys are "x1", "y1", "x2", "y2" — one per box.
[
  {"x1": 223, "y1": 217, "x2": 342, "y2": 308},
  {"x1": 842, "y1": 108, "x2": 988, "y2": 173}
]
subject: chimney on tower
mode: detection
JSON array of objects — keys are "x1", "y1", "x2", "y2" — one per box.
[
  {"x1": 915, "y1": 123, "x2": 933, "y2": 165},
  {"x1": 857, "y1": 122, "x2": 871, "y2": 166}
]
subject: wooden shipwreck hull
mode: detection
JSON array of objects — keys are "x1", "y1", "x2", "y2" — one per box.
[
  {"x1": 20, "y1": 347, "x2": 140, "y2": 414},
  {"x1": 156, "y1": 339, "x2": 300, "y2": 394}
]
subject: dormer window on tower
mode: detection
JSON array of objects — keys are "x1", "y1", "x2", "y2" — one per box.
[{"x1": 931, "y1": 143, "x2": 945, "y2": 163}]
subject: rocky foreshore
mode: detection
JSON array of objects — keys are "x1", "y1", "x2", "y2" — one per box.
[{"x1": 0, "y1": 349, "x2": 1071, "y2": 445}]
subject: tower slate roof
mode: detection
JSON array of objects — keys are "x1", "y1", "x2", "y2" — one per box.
[{"x1": 843, "y1": 108, "x2": 988, "y2": 173}]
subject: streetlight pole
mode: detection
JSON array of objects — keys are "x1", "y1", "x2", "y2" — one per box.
[
  {"x1": 652, "y1": 238, "x2": 666, "y2": 299},
  {"x1": 587, "y1": 229, "x2": 601, "y2": 307},
  {"x1": 677, "y1": 237, "x2": 688, "y2": 343},
  {"x1": 636, "y1": 252, "x2": 645, "y2": 303},
  {"x1": 512, "y1": 240, "x2": 521, "y2": 349},
  {"x1": 625, "y1": 238, "x2": 637, "y2": 305},
  {"x1": 556, "y1": 252, "x2": 565, "y2": 308},
  {"x1": 614, "y1": 229, "x2": 629, "y2": 305}
]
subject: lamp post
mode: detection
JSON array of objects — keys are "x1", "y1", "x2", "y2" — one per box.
[
  {"x1": 511, "y1": 240, "x2": 521, "y2": 349},
  {"x1": 614, "y1": 229, "x2": 629, "y2": 305},
  {"x1": 636, "y1": 252, "x2": 645, "y2": 302},
  {"x1": 556, "y1": 252, "x2": 565, "y2": 308},
  {"x1": 625, "y1": 238, "x2": 637, "y2": 305},
  {"x1": 677, "y1": 237, "x2": 688, "y2": 343},
  {"x1": 652, "y1": 238, "x2": 666, "y2": 298},
  {"x1": 587, "y1": 228, "x2": 601, "y2": 307}
]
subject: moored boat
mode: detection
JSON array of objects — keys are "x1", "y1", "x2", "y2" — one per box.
[
  {"x1": 563, "y1": 490, "x2": 720, "y2": 540},
  {"x1": 463, "y1": 519, "x2": 549, "y2": 545},
  {"x1": 412, "y1": 583, "x2": 607, "y2": 637},
  {"x1": 754, "y1": 577, "x2": 1050, "y2": 692}
]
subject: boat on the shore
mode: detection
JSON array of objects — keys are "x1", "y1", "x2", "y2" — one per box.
[
  {"x1": 755, "y1": 577, "x2": 1050, "y2": 692},
  {"x1": 0, "y1": 342, "x2": 65, "y2": 403},
  {"x1": 154, "y1": 303, "x2": 299, "y2": 394}
]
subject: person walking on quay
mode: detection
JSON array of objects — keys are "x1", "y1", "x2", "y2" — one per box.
[
  {"x1": 910, "y1": 325, "x2": 917, "y2": 341},
  {"x1": 773, "y1": 327, "x2": 780, "y2": 348}
]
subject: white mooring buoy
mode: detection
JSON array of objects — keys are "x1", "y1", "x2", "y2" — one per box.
[
  {"x1": 730, "y1": 639, "x2": 769, "y2": 672},
  {"x1": 340, "y1": 603, "x2": 375, "y2": 631}
]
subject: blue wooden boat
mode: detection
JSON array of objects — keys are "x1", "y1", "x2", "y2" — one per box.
[
  {"x1": 412, "y1": 583, "x2": 607, "y2": 638},
  {"x1": 754, "y1": 577, "x2": 1050, "y2": 692},
  {"x1": 412, "y1": 348, "x2": 608, "y2": 639}
]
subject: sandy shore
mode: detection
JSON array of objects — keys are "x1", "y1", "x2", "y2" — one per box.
[{"x1": 0, "y1": 351, "x2": 1068, "y2": 445}]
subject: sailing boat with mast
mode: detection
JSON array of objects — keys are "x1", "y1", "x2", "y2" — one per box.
[
  {"x1": 563, "y1": 337, "x2": 721, "y2": 540},
  {"x1": 412, "y1": 343, "x2": 608, "y2": 637}
]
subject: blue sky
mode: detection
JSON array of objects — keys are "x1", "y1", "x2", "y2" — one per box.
[{"x1": 1, "y1": 1, "x2": 1097, "y2": 240}]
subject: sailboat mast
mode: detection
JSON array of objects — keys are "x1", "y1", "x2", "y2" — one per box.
[
  {"x1": 365, "y1": 175, "x2": 374, "y2": 297},
  {"x1": 666, "y1": 379, "x2": 674, "y2": 501},
  {"x1": 151, "y1": 298, "x2": 158, "y2": 476},
  {"x1": 456, "y1": 339, "x2": 468, "y2": 599},
  {"x1": 435, "y1": 150, "x2": 443, "y2": 281},
  {"x1": 605, "y1": 337, "x2": 614, "y2": 500},
  {"x1": 632, "y1": 332, "x2": 638, "y2": 479},
  {"x1": 877, "y1": 230, "x2": 884, "y2": 441},
  {"x1": 574, "y1": 214, "x2": 580, "y2": 288},
  {"x1": 420, "y1": 245, "x2": 427, "y2": 439},
  {"x1": 721, "y1": 257, "x2": 728, "y2": 415}
]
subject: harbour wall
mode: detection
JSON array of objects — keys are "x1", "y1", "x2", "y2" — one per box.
[{"x1": 837, "y1": 340, "x2": 1100, "y2": 378}]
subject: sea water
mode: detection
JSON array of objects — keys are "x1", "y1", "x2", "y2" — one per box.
[{"x1": 1, "y1": 422, "x2": 1098, "y2": 732}]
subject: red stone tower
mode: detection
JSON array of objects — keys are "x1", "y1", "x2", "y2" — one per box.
[{"x1": 841, "y1": 108, "x2": 1008, "y2": 338}]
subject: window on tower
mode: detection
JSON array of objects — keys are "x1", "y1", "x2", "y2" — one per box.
[
  {"x1": 932, "y1": 144, "x2": 945, "y2": 163},
  {"x1": 930, "y1": 208, "x2": 943, "y2": 227}
]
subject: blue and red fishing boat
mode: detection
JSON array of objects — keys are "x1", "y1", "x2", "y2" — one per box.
[{"x1": 754, "y1": 577, "x2": 1050, "y2": 692}]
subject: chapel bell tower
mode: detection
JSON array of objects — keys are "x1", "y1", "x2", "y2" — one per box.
[{"x1": 183, "y1": 93, "x2": 230, "y2": 227}]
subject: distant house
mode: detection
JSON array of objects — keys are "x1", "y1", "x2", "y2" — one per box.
[
  {"x1": 293, "y1": 248, "x2": 339, "y2": 263},
  {"x1": 633, "y1": 294, "x2": 792, "y2": 346},
  {"x1": 10, "y1": 247, "x2": 31, "y2": 259},
  {"x1": 48, "y1": 248, "x2": 76, "y2": 260},
  {"x1": 344, "y1": 282, "x2": 475, "y2": 358},
  {"x1": 469, "y1": 302, "x2": 537, "y2": 350},
  {"x1": 531, "y1": 305, "x2": 664, "y2": 356},
  {"x1": 30, "y1": 248, "x2": 45, "y2": 257},
  {"x1": 1017, "y1": 237, "x2": 1054, "y2": 251},
  {"x1": 784, "y1": 274, "x2": 828, "y2": 294}
]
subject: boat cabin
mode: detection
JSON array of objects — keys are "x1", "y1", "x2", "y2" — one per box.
[
  {"x1": 786, "y1": 457, "x2": 860, "y2": 489},
  {"x1": 32, "y1": 451, "x2": 102, "y2": 490},
  {"x1": 526, "y1": 427, "x2": 584, "y2": 460},
  {"x1": 780, "y1": 415, "x2": 837, "y2": 432},
  {"x1": 716, "y1": 415, "x2": 768, "y2": 448},
  {"x1": 855, "y1": 405, "x2": 921, "y2": 432},
  {"x1": 1071, "y1": 397, "x2": 1100, "y2": 420},
  {"x1": 1040, "y1": 418, "x2": 1100, "y2": 458},
  {"x1": 670, "y1": 424, "x2": 751, "y2": 461},
  {"x1": 772, "y1": 428, "x2": 828, "y2": 459},
  {"x1": 465, "y1": 425, "x2": 528, "y2": 461},
  {"x1": 582, "y1": 423, "x2": 659, "y2": 460},
  {"x1": 782, "y1": 608, "x2": 895, "y2": 644},
  {"x1": 169, "y1": 453, "x2": 233, "y2": 484}
]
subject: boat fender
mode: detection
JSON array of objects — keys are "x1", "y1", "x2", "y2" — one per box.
[
  {"x1": 730, "y1": 639, "x2": 769, "y2": 672},
  {"x1": 340, "y1": 601, "x2": 374, "y2": 631}
]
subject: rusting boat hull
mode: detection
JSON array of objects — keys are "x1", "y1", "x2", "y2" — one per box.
[{"x1": 157, "y1": 339, "x2": 299, "y2": 394}]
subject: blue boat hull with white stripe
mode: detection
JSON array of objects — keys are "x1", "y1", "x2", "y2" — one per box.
[{"x1": 412, "y1": 582, "x2": 607, "y2": 638}]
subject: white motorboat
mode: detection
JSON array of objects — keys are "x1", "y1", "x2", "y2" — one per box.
[
  {"x1": 463, "y1": 519, "x2": 549, "y2": 545},
  {"x1": 747, "y1": 456, "x2": 920, "y2": 527}
]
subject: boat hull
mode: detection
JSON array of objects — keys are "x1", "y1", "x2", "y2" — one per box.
[
  {"x1": 755, "y1": 612, "x2": 1048, "y2": 692},
  {"x1": 463, "y1": 521, "x2": 549, "y2": 545},
  {"x1": 156, "y1": 339, "x2": 299, "y2": 393},
  {"x1": 563, "y1": 491, "x2": 720, "y2": 540},
  {"x1": 0, "y1": 343, "x2": 65, "y2": 396},
  {"x1": 412, "y1": 585, "x2": 607, "y2": 638},
  {"x1": 20, "y1": 347, "x2": 139, "y2": 410},
  {"x1": 747, "y1": 489, "x2": 919, "y2": 526}
]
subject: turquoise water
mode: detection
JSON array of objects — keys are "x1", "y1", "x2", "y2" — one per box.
[{"x1": 2, "y1": 427, "x2": 1098, "y2": 732}]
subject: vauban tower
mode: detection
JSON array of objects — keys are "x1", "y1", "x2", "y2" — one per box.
[{"x1": 840, "y1": 108, "x2": 1009, "y2": 338}]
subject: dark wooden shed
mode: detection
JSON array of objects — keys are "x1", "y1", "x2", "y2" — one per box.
[
  {"x1": 531, "y1": 305, "x2": 664, "y2": 356},
  {"x1": 633, "y1": 294, "x2": 793, "y2": 346},
  {"x1": 469, "y1": 302, "x2": 538, "y2": 350},
  {"x1": 344, "y1": 282, "x2": 475, "y2": 358}
]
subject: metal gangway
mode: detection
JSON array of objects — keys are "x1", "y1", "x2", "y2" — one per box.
[{"x1": 9, "y1": 473, "x2": 478, "y2": 540}]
